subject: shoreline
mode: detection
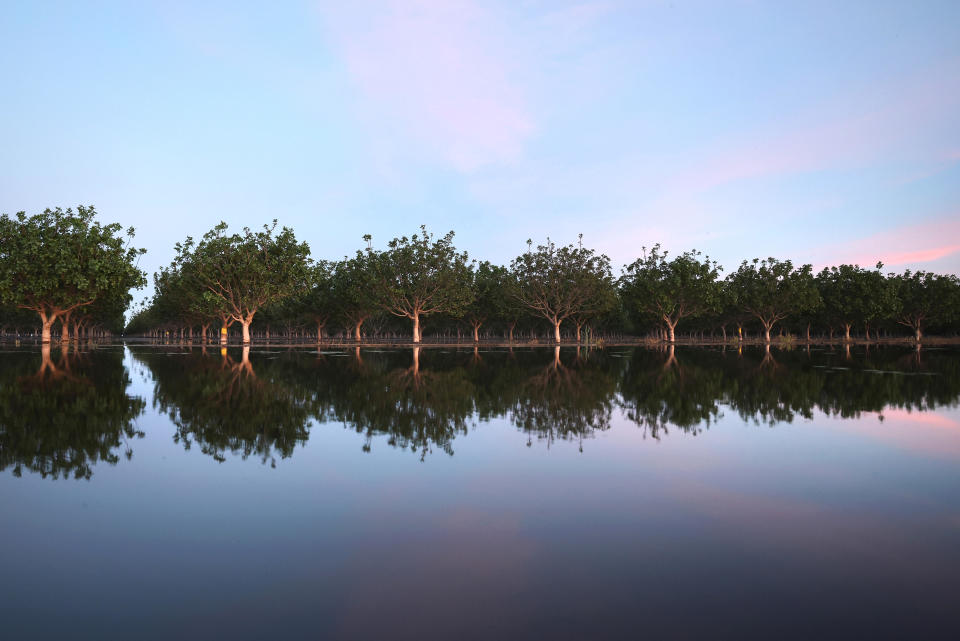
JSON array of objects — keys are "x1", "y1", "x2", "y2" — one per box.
[{"x1": 2, "y1": 337, "x2": 959, "y2": 348}]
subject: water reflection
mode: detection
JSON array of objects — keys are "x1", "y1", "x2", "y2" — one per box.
[
  {"x1": 0, "y1": 345, "x2": 144, "y2": 479},
  {"x1": 4, "y1": 344, "x2": 959, "y2": 476},
  {"x1": 135, "y1": 345, "x2": 313, "y2": 466},
  {"x1": 137, "y1": 344, "x2": 960, "y2": 462}
]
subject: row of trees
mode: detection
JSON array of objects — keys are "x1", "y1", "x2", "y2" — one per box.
[
  {"x1": 127, "y1": 225, "x2": 616, "y2": 345},
  {"x1": 129, "y1": 221, "x2": 959, "y2": 344},
  {"x1": 1, "y1": 208, "x2": 957, "y2": 344}
]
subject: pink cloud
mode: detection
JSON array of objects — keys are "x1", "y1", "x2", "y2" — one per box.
[
  {"x1": 318, "y1": 0, "x2": 534, "y2": 172},
  {"x1": 807, "y1": 215, "x2": 960, "y2": 269}
]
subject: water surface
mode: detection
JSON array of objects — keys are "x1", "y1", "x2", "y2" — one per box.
[{"x1": 2, "y1": 344, "x2": 959, "y2": 639}]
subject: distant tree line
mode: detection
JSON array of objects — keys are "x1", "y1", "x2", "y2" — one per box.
[{"x1": 2, "y1": 208, "x2": 958, "y2": 343}]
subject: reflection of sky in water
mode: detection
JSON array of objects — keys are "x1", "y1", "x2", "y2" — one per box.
[{"x1": 2, "y1": 346, "x2": 959, "y2": 639}]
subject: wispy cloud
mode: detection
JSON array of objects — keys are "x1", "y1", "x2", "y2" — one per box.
[
  {"x1": 807, "y1": 215, "x2": 960, "y2": 269},
  {"x1": 663, "y1": 58, "x2": 960, "y2": 194},
  {"x1": 318, "y1": 0, "x2": 534, "y2": 172}
]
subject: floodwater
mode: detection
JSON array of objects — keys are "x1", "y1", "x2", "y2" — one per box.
[{"x1": 2, "y1": 343, "x2": 959, "y2": 640}]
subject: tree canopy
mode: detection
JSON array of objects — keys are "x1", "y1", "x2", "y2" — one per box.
[
  {"x1": 0, "y1": 206, "x2": 146, "y2": 342},
  {"x1": 620, "y1": 245, "x2": 722, "y2": 342},
  {"x1": 175, "y1": 221, "x2": 312, "y2": 344},
  {"x1": 511, "y1": 237, "x2": 615, "y2": 343},
  {"x1": 366, "y1": 226, "x2": 473, "y2": 343},
  {"x1": 727, "y1": 258, "x2": 821, "y2": 343}
]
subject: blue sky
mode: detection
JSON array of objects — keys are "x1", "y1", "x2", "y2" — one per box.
[{"x1": 2, "y1": 0, "x2": 959, "y2": 304}]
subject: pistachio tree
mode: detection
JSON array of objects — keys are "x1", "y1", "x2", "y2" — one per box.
[
  {"x1": 620, "y1": 245, "x2": 722, "y2": 342},
  {"x1": 332, "y1": 249, "x2": 380, "y2": 341},
  {"x1": 510, "y1": 237, "x2": 614, "y2": 343},
  {"x1": 890, "y1": 270, "x2": 960, "y2": 341},
  {"x1": 817, "y1": 263, "x2": 893, "y2": 340},
  {"x1": 180, "y1": 221, "x2": 312, "y2": 344},
  {"x1": 727, "y1": 258, "x2": 820, "y2": 343},
  {"x1": 464, "y1": 261, "x2": 511, "y2": 342},
  {"x1": 367, "y1": 227, "x2": 473, "y2": 343},
  {"x1": 0, "y1": 206, "x2": 146, "y2": 343}
]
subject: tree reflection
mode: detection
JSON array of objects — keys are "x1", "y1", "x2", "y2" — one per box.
[
  {"x1": 0, "y1": 346, "x2": 144, "y2": 479},
  {"x1": 509, "y1": 346, "x2": 620, "y2": 451},
  {"x1": 322, "y1": 347, "x2": 476, "y2": 460},
  {"x1": 123, "y1": 344, "x2": 960, "y2": 463},
  {"x1": 134, "y1": 346, "x2": 312, "y2": 466},
  {"x1": 619, "y1": 345, "x2": 724, "y2": 438}
]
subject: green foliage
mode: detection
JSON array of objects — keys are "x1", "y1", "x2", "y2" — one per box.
[
  {"x1": 817, "y1": 263, "x2": 894, "y2": 336},
  {"x1": 889, "y1": 270, "x2": 960, "y2": 338},
  {"x1": 367, "y1": 226, "x2": 473, "y2": 341},
  {"x1": 510, "y1": 236, "x2": 614, "y2": 341},
  {"x1": 464, "y1": 261, "x2": 512, "y2": 334},
  {"x1": 331, "y1": 251, "x2": 381, "y2": 336},
  {"x1": 620, "y1": 244, "x2": 722, "y2": 339},
  {"x1": 0, "y1": 206, "x2": 146, "y2": 336},
  {"x1": 176, "y1": 220, "x2": 312, "y2": 341},
  {"x1": 727, "y1": 258, "x2": 821, "y2": 341}
]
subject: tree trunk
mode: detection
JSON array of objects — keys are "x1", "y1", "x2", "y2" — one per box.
[
  {"x1": 864, "y1": 323, "x2": 871, "y2": 341},
  {"x1": 39, "y1": 310, "x2": 57, "y2": 344},
  {"x1": 472, "y1": 322, "x2": 480, "y2": 343},
  {"x1": 553, "y1": 318, "x2": 561, "y2": 343},
  {"x1": 508, "y1": 322, "x2": 516, "y2": 342},
  {"x1": 721, "y1": 326, "x2": 727, "y2": 342},
  {"x1": 354, "y1": 319, "x2": 364, "y2": 342},
  {"x1": 61, "y1": 310, "x2": 73, "y2": 342},
  {"x1": 220, "y1": 324, "x2": 229, "y2": 345},
  {"x1": 844, "y1": 324, "x2": 851, "y2": 341},
  {"x1": 201, "y1": 324, "x2": 210, "y2": 342},
  {"x1": 915, "y1": 327, "x2": 922, "y2": 342},
  {"x1": 413, "y1": 312, "x2": 421, "y2": 343},
  {"x1": 763, "y1": 321, "x2": 772, "y2": 344},
  {"x1": 575, "y1": 322, "x2": 584, "y2": 343},
  {"x1": 805, "y1": 323, "x2": 811, "y2": 342},
  {"x1": 241, "y1": 320, "x2": 252, "y2": 344},
  {"x1": 666, "y1": 320, "x2": 676, "y2": 343},
  {"x1": 317, "y1": 322, "x2": 325, "y2": 344}
]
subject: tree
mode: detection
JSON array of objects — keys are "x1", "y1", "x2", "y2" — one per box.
[
  {"x1": 293, "y1": 261, "x2": 334, "y2": 343},
  {"x1": 0, "y1": 206, "x2": 146, "y2": 343},
  {"x1": 464, "y1": 261, "x2": 511, "y2": 342},
  {"x1": 367, "y1": 226, "x2": 473, "y2": 343},
  {"x1": 332, "y1": 249, "x2": 381, "y2": 341},
  {"x1": 890, "y1": 270, "x2": 960, "y2": 341},
  {"x1": 510, "y1": 237, "x2": 614, "y2": 343},
  {"x1": 181, "y1": 221, "x2": 312, "y2": 344},
  {"x1": 620, "y1": 245, "x2": 722, "y2": 342},
  {"x1": 727, "y1": 258, "x2": 820, "y2": 343},
  {"x1": 818, "y1": 263, "x2": 892, "y2": 340}
]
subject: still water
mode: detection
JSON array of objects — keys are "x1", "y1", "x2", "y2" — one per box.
[{"x1": 2, "y1": 343, "x2": 959, "y2": 639}]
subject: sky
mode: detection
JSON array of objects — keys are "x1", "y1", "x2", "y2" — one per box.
[{"x1": 2, "y1": 0, "x2": 959, "y2": 307}]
